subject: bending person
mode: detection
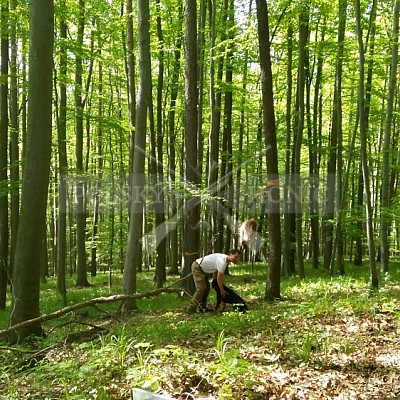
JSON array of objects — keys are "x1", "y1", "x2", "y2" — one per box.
[{"x1": 187, "y1": 249, "x2": 241, "y2": 314}]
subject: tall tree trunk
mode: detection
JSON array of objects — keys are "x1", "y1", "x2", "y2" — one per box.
[
  {"x1": 0, "y1": 0, "x2": 9, "y2": 310},
  {"x1": 353, "y1": 0, "x2": 377, "y2": 267},
  {"x1": 208, "y1": 0, "x2": 220, "y2": 253},
  {"x1": 196, "y1": 0, "x2": 208, "y2": 255},
  {"x1": 91, "y1": 60, "x2": 103, "y2": 277},
  {"x1": 126, "y1": 0, "x2": 136, "y2": 222},
  {"x1": 323, "y1": 34, "x2": 338, "y2": 269},
  {"x1": 380, "y1": 0, "x2": 399, "y2": 273},
  {"x1": 153, "y1": 0, "x2": 167, "y2": 287},
  {"x1": 74, "y1": 0, "x2": 90, "y2": 287},
  {"x1": 353, "y1": 163, "x2": 364, "y2": 266},
  {"x1": 355, "y1": 0, "x2": 378, "y2": 289},
  {"x1": 256, "y1": 0, "x2": 281, "y2": 300},
  {"x1": 331, "y1": 0, "x2": 347, "y2": 276},
  {"x1": 10, "y1": 0, "x2": 54, "y2": 340},
  {"x1": 167, "y1": 5, "x2": 182, "y2": 275},
  {"x1": 182, "y1": 0, "x2": 199, "y2": 296},
  {"x1": 308, "y1": 21, "x2": 324, "y2": 270},
  {"x1": 56, "y1": 0, "x2": 68, "y2": 305},
  {"x1": 215, "y1": 3, "x2": 227, "y2": 253},
  {"x1": 294, "y1": 4, "x2": 308, "y2": 280},
  {"x1": 10, "y1": 0, "x2": 19, "y2": 282},
  {"x1": 123, "y1": 0, "x2": 151, "y2": 310},
  {"x1": 222, "y1": 0, "x2": 234, "y2": 253},
  {"x1": 126, "y1": 0, "x2": 136, "y2": 130},
  {"x1": 148, "y1": 101, "x2": 166, "y2": 286},
  {"x1": 283, "y1": 24, "x2": 295, "y2": 277},
  {"x1": 108, "y1": 124, "x2": 116, "y2": 283},
  {"x1": 235, "y1": 1, "x2": 252, "y2": 249}
]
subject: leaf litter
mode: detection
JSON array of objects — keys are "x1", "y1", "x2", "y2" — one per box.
[{"x1": 2, "y1": 299, "x2": 400, "y2": 399}]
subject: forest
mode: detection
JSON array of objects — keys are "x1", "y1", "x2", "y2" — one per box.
[
  {"x1": 0, "y1": 0, "x2": 400, "y2": 397},
  {"x1": 0, "y1": 0, "x2": 399, "y2": 373}
]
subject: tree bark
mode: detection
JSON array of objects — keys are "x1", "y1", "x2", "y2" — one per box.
[
  {"x1": 182, "y1": 0, "x2": 199, "y2": 296},
  {"x1": 167, "y1": 5, "x2": 183, "y2": 275},
  {"x1": 330, "y1": 0, "x2": 347, "y2": 276},
  {"x1": 208, "y1": 0, "x2": 220, "y2": 253},
  {"x1": 56, "y1": 0, "x2": 68, "y2": 305},
  {"x1": 10, "y1": 0, "x2": 19, "y2": 283},
  {"x1": 74, "y1": 0, "x2": 90, "y2": 287},
  {"x1": 293, "y1": 4, "x2": 308, "y2": 280},
  {"x1": 90, "y1": 59, "x2": 103, "y2": 278},
  {"x1": 256, "y1": 0, "x2": 281, "y2": 300},
  {"x1": 222, "y1": 0, "x2": 234, "y2": 253},
  {"x1": 0, "y1": 1, "x2": 9, "y2": 310},
  {"x1": 154, "y1": 0, "x2": 167, "y2": 287},
  {"x1": 283, "y1": 24, "x2": 295, "y2": 278},
  {"x1": 355, "y1": 0, "x2": 378, "y2": 289},
  {"x1": 380, "y1": 0, "x2": 399, "y2": 274},
  {"x1": 307, "y1": 20, "x2": 324, "y2": 270},
  {"x1": 123, "y1": 0, "x2": 152, "y2": 310},
  {"x1": 10, "y1": 0, "x2": 54, "y2": 341},
  {"x1": 234, "y1": 1, "x2": 252, "y2": 250}
]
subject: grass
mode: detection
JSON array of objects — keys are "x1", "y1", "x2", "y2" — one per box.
[{"x1": 1, "y1": 261, "x2": 400, "y2": 399}]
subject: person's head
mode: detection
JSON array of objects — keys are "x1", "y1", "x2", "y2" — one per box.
[{"x1": 227, "y1": 249, "x2": 240, "y2": 264}]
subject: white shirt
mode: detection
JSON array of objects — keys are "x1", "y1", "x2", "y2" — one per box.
[{"x1": 196, "y1": 253, "x2": 228, "y2": 274}]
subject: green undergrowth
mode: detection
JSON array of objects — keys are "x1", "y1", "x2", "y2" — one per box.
[{"x1": 1, "y1": 262, "x2": 400, "y2": 399}]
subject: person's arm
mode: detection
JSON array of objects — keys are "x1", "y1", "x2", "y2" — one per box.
[{"x1": 217, "y1": 271, "x2": 227, "y2": 298}]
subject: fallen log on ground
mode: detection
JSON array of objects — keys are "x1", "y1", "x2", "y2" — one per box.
[{"x1": 0, "y1": 287, "x2": 183, "y2": 340}]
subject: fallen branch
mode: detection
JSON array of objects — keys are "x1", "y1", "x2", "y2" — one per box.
[
  {"x1": 0, "y1": 287, "x2": 183, "y2": 339},
  {"x1": 0, "y1": 345, "x2": 55, "y2": 354}
]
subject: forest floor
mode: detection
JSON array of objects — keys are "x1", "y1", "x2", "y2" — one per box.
[{"x1": 1, "y1": 265, "x2": 400, "y2": 399}]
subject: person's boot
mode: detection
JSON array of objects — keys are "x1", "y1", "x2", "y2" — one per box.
[{"x1": 186, "y1": 304, "x2": 197, "y2": 314}]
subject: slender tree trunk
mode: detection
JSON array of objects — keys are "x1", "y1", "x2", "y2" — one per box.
[
  {"x1": 0, "y1": 1, "x2": 9, "y2": 310},
  {"x1": 10, "y1": 0, "x2": 54, "y2": 341},
  {"x1": 126, "y1": 0, "x2": 136, "y2": 130},
  {"x1": 215, "y1": 4, "x2": 227, "y2": 254},
  {"x1": 283, "y1": 24, "x2": 295, "y2": 278},
  {"x1": 123, "y1": 0, "x2": 152, "y2": 310},
  {"x1": 323, "y1": 47, "x2": 338, "y2": 268},
  {"x1": 353, "y1": 0, "x2": 377, "y2": 268},
  {"x1": 108, "y1": 127, "x2": 116, "y2": 284},
  {"x1": 235, "y1": 1, "x2": 252, "y2": 249},
  {"x1": 10, "y1": 0, "x2": 19, "y2": 282},
  {"x1": 331, "y1": 0, "x2": 347, "y2": 276},
  {"x1": 55, "y1": 0, "x2": 68, "y2": 306},
  {"x1": 148, "y1": 102, "x2": 166, "y2": 286},
  {"x1": 355, "y1": 0, "x2": 378, "y2": 289},
  {"x1": 256, "y1": 0, "x2": 281, "y2": 300},
  {"x1": 308, "y1": 21, "x2": 324, "y2": 270},
  {"x1": 91, "y1": 61, "x2": 103, "y2": 277},
  {"x1": 380, "y1": 0, "x2": 399, "y2": 273},
  {"x1": 198, "y1": 0, "x2": 210, "y2": 255},
  {"x1": 208, "y1": 0, "x2": 220, "y2": 253},
  {"x1": 294, "y1": 4, "x2": 308, "y2": 280},
  {"x1": 74, "y1": 0, "x2": 90, "y2": 287},
  {"x1": 222, "y1": 0, "x2": 234, "y2": 253},
  {"x1": 124, "y1": 0, "x2": 140, "y2": 272},
  {"x1": 153, "y1": 0, "x2": 167, "y2": 287},
  {"x1": 182, "y1": 0, "x2": 199, "y2": 296},
  {"x1": 354, "y1": 163, "x2": 364, "y2": 266},
  {"x1": 167, "y1": 6, "x2": 182, "y2": 275}
]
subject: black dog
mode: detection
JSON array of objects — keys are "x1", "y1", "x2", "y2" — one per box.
[{"x1": 211, "y1": 279, "x2": 248, "y2": 313}]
